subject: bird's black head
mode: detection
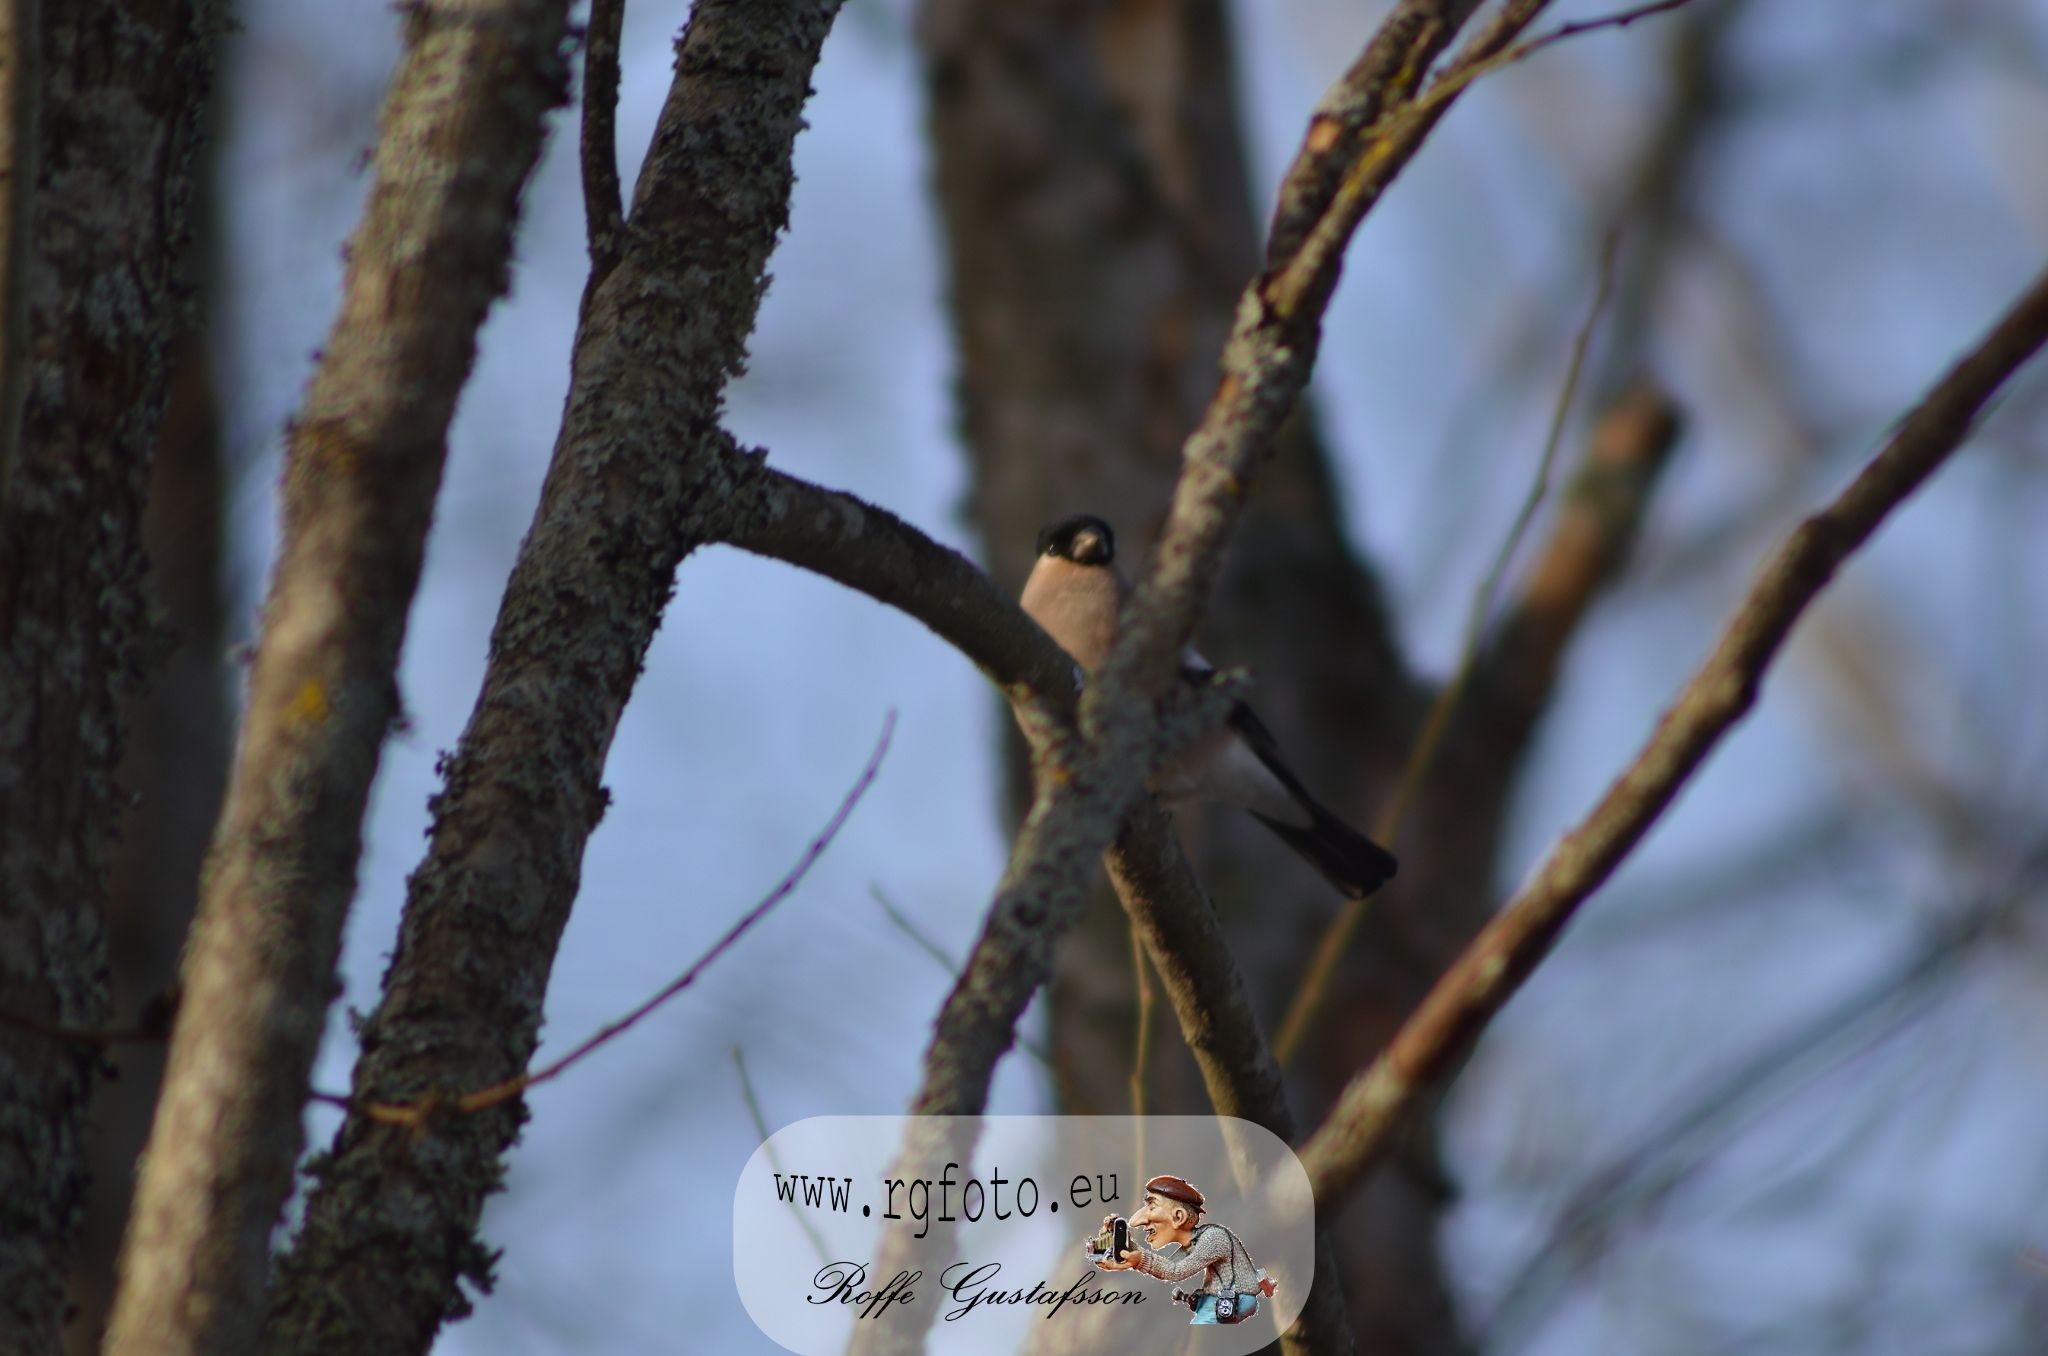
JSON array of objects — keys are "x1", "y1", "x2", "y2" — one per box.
[{"x1": 1036, "y1": 514, "x2": 1116, "y2": 566}]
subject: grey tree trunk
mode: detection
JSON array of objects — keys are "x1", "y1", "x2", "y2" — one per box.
[
  {"x1": 0, "y1": 3, "x2": 217, "y2": 1351},
  {"x1": 919, "y1": 2, "x2": 1470, "y2": 1349},
  {"x1": 918, "y1": 4, "x2": 1689, "y2": 1351},
  {"x1": 62, "y1": 330, "x2": 230, "y2": 1355}
]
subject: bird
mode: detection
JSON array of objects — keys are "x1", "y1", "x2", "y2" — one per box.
[{"x1": 1019, "y1": 513, "x2": 1397, "y2": 898}]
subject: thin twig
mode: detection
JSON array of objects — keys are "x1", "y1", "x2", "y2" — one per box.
[
  {"x1": 870, "y1": 883, "x2": 960, "y2": 974},
  {"x1": 1274, "y1": 233, "x2": 1619, "y2": 1066},
  {"x1": 733, "y1": 1045, "x2": 832, "y2": 1266},
  {"x1": 0, "y1": 0, "x2": 37, "y2": 496},
  {"x1": 1297, "y1": 265, "x2": 2048, "y2": 1211},
  {"x1": 869, "y1": 883, "x2": 1057, "y2": 1072},
  {"x1": 1448, "y1": 0, "x2": 1707, "y2": 120},
  {"x1": 1102, "y1": 802, "x2": 1357, "y2": 1352},
  {"x1": 1458, "y1": 232, "x2": 1623, "y2": 708},
  {"x1": 1267, "y1": 0, "x2": 1699, "y2": 319},
  {"x1": 344, "y1": 710, "x2": 893, "y2": 1128},
  {"x1": 1481, "y1": 893, "x2": 2009, "y2": 1345},
  {"x1": 580, "y1": 0, "x2": 626, "y2": 280},
  {"x1": 1128, "y1": 915, "x2": 1154, "y2": 1118}
]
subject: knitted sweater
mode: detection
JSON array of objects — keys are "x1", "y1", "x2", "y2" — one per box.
[{"x1": 1132, "y1": 1226, "x2": 1249, "y2": 1296}]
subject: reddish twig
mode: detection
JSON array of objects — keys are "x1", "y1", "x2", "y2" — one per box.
[{"x1": 330, "y1": 709, "x2": 894, "y2": 1129}]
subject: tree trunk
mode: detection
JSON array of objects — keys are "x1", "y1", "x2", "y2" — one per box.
[
  {"x1": 919, "y1": 2, "x2": 1480, "y2": 1349},
  {"x1": 62, "y1": 331, "x2": 230, "y2": 1356},
  {"x1": 0, "y1": 3, "x2": 217, "y2": 1351}
]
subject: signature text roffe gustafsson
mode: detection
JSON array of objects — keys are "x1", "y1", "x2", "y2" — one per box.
[{"x1": 807, "y1": 1260, "x2": 1144, "y2": 1322}]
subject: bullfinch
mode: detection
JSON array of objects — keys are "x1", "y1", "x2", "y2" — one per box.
[{"x1": 1019, "y1": 513, "x2": 1397, "y2": 897}]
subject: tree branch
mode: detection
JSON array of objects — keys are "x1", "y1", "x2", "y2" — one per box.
[
  {"x1": 262, "y1": 7, "x2": 846, "y2": 1353},
  {"x1": 890, "y1": 0, "x2": 1581, "y2": 1149},
  {"x1": 723, "y1": 455, "x2": 1081, "y2": 705},
  {"x1": 1263, "y1": 0, "x2": 1489, "y2": 264},
  {"x1": 1298, "y1": 264, "x2": 2048, "y2": 1211},
  {"x1": 0, "y1": 0, "x2": 34, "y2": 495},
  {"x1": 843, "y1": 7, "x2": 1596, "y2": 1352},
  {"x1": 342, "y1": 711, "x2": 891, "y2": 1128},
  {"x1": 0, "y1": 1, "x2": 218, "y2": 1349},
  {"x1": 1482, "y1": 883, "x2": 2018, "y2": 1347},
  {"x1": 1273, "y1": 248, "x2": 1646, "y2": 1069},
  {"x1": 1103, "y1": 807, "x2": 1354, "y2": 1355},
  {"x1": 104, "y1": 4, "x2": 575, "y2": 1353},
  {"x1": 579, "y1": 0, "x2": 625, "y2": 281},
  {"x1": 1483, "y1": 379, "x2": 1684, "y2": 721}
]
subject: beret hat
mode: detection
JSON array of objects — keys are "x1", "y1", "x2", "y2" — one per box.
[{"x1": 1143, "y1": 1174, "x2": 1205, "y2": 1212}]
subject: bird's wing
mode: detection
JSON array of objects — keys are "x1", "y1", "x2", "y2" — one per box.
[{"x1": 1221, "y1": 698, "x2": 1317, "y2": 805}]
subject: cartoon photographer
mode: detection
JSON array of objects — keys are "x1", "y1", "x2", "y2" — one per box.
[{"x1": 1088, "y1": 1174, "x2": 1276, "y2": 1326}]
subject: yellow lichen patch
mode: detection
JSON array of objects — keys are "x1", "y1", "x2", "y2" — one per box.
[
  {"x1": 285, "y1": 677, "x2": 331, "y2": 726},
  {"x1": 295, "y1": 419, "x2": 360, "y2": 480}
]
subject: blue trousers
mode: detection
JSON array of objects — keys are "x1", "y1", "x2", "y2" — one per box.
[{"x1": 1190, "y1": 1293, "x2": 1259, "y2": 1325}]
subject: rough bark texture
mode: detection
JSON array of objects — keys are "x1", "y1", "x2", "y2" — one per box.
[
  {"x1": 62, "y1": 334, "x2": 230, "y2": 1356},
  {"x1": 0, "y1": 0, "x2": 34, "y2": 489},
  {"x1": 1102, "y1": 806, "x2": 1356, "y2": 1353},
  {"x1": 262, "y1": 7, "x2": 845, "y2": 1353},
  {"x1": 104, "y1": 3, "x2": 572, "y2": 1352},
  {"x1": 0, "y1": 2, "x2": 216, "y2": 1350}
]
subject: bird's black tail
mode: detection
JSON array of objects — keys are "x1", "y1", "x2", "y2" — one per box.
[{"x1": 1250, "y1": 802, "x2": 1398, "y2": 899}]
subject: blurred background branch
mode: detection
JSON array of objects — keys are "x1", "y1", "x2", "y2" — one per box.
[{"x1": 1301, "y1": 258, "x2": 2048, "y2": 1213}]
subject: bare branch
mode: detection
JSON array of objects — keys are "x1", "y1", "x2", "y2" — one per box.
[
  {"x1": 1104, "y1": 808, "x2": 1289, "y2": 1130},
  {"x1": 724, "y1": 457, "x2": 1081, "y2": 704},
  {"x1": 1482, "y1": 890, "x2": 2012, "y2": 1346},
  {"x1": 1298, "y1": 265, "x2": 2048, "y2": 1211},
  {"x1": 1274, "y1": 243, "x2": 1635, "y2": 1067},
  {"x1": 896, "y1": 0, "x2": 1547, "y2": 1140},
  {"x1": 101, "y1": 4, "x2": 575, "y2": 1353},
  {"x1": 733, "y1": 1046, "x2": 833, "y2": 1267},
  {"x1": 1103, "y1": 807, "x2": 1355, "y2": 1354},
  {"x1": 262, "y1": 7, "x2": 846, "y2": 1352},
  {"x1": 343, "y1": 711, "x2": 891, "y2": 1128},
  {"x1": 0, "y1": 0, "x2": 35, "y2": 494},
  {"x1": 580, "y1": 0, "x2": 625, "y2": 280},
  {"x1": 1485, "y1": 379, "x2": 1684, "y2": 718},
  {"x1": 1270, "y1": 0, "x2": 1710, "y2": 320},
  {"x1": 1263, "y1": 0, "x2": 1489, "y2": 265}
]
